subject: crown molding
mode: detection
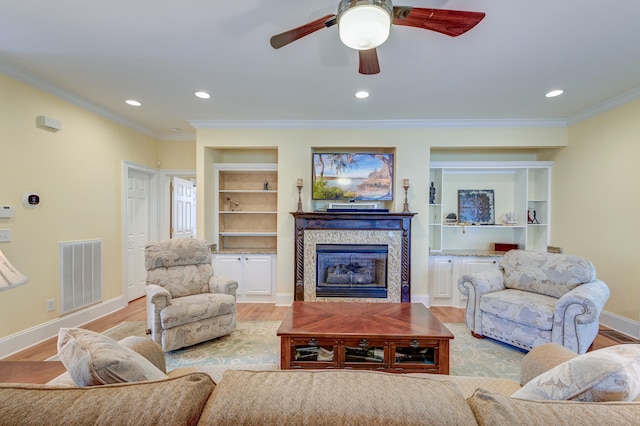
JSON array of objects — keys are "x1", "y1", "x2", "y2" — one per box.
[
  {"x1": 189, "y1": 118, "x2": 568, "y2": 130},
  {"x1": 568, "y1": 86, "x2": 640, "y2": 125},
  {"x1": 0, "y1": 63, "x2": 159, "y2": 139}
]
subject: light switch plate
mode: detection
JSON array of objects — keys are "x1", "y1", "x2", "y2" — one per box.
[{"x1": 0, "y1": 229, "x2": 11, "y2": 242}]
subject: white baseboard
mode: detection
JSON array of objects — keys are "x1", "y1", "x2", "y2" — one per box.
[
  {"x1": 600, "y1": 310, "x2": 640, "y2": 339},
  {"x1": 411, "y1": 294, "x2": 430, "y2": 307},
  {"x1": 0, "y1": 296, "x2": 127, "y2": 359},
  {"x1": 275, "y1": 293, "x2": 294, "y2": 307}
]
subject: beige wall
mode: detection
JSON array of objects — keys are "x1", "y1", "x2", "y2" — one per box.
[
  {"x1": 0, "y1": 73, "x2": 158, "y2": 339},
  {"x1": 196, "y1": 127, "x2": 567, "y2": 303},
  {"x1": 543, "y1": 99, "x2": 640, "y2": 322},
  {"x1": 157, "y1": 140, "x2": 196, "y2": 169}
]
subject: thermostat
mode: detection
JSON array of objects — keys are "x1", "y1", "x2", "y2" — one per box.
[{"x1": 23, "y1": 192, "x2": 41, "y2": 208}]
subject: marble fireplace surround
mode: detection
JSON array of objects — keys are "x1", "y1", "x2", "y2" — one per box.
[
  {"x1": 292, "y1": 212, "x2": 415, "y2": 303},
  {"x1": 304, "y1": 230, "x2": 402, "y2": 302}
]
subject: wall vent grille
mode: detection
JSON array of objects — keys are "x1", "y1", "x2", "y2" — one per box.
[{"x1": 59, "y1": 239, "x2": 103, "y2": 315}]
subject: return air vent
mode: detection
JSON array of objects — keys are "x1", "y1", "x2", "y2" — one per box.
[{"x1": 59, "y1": 239, "x2": 103, "y2": 315}]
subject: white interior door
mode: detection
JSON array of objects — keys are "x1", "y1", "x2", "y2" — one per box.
[
  {"x1": 171, "y1": 176, "x2": 195, "y2": 239},
  {"x1": 126, "y1": 169, "x2": 152, "y2": 301}
]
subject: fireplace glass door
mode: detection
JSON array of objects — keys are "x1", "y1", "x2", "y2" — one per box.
[{"x1": 316, "y1": 244, "x2": 388, "y2": 298}]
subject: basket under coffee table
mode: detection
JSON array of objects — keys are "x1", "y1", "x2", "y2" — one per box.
[{"x1": 277, "y1": 301, "x2": 454, "y2": 374}]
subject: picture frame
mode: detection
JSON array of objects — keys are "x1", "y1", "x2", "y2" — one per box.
[{"x1": 458, "y1": 189, "x2": 495, "y2": 225}]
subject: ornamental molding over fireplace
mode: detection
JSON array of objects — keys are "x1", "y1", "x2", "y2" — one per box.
[{"x1": 291, "y1": 211, "x2": 416, "y2": 303}]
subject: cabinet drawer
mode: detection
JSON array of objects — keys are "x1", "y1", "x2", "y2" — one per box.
[
  {"x1": 289, "y1": 337, "x2": 338, "y2": 368},
  {"x1": 341, "y1": 338, "x2": 389, "y2": 369},
  {"x1": 389, "y1": 339, "x2": 440, "y2": 370}
]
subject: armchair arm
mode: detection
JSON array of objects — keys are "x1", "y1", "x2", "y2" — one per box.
[
  {"x1": 209, "y1": 275, "x2": 239, "y2": 297},
  {"x1": 552, "y1": 279, "x2": 610, "y2": 354},
  {"x1": 145, "y1": 284, "x2": 171, "y2": 346},
  {"x1": 457, "y1": 269, "x2": 505, "y2": 335},
  {"x1": 457, "y1": 269, "x2": 505, "y2": 297}
]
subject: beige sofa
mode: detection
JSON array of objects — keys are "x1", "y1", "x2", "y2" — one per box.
[{"x1": 2, "y1": 336, "x2": 640, "y2": 425}]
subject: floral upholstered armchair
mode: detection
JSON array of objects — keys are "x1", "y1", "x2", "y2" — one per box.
[
  {"x1": 458, "y1": 250, "x2": 610, "y2": 354},
  {"x1": 144, "y1": 238, "x2": 238, "y2": 351}
]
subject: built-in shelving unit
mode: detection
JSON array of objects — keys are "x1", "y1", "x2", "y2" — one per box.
[
  {"x1": 213, "y1": 163, "x2": 278, "y2": 252},
  {"x1": 429, "y1": 161, "x2": 552, "y2": 253}
]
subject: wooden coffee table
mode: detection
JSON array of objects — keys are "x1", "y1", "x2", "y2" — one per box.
[{"x1": 277, "y1": 302, "x2": 454, "y2": 374}]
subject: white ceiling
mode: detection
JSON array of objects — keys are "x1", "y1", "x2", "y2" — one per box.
[{"x1": 2, "y1": 0, "x2": 640, "y2": 140}]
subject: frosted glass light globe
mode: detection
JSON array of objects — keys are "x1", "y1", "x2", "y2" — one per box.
[{"x1": 339, "y1": 5, "x2": 391, "y2": 50}]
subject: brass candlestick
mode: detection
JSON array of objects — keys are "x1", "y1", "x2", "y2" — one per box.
[
  {"x1": 402, "y1": 183, "x2": 410, "y2": 213},
  {"x1": 296, "y1": 184, "x2": 304, "y2": 212}
]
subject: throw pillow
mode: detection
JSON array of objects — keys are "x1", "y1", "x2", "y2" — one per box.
[
  {"x1": 468, "y1": 388, "x2": 640, "y2": 426},
  {"x1": 512, "y1": 344, "x2": 640, "y2": 402},
  {"x1": 57, "y1": 327, "x2": 168, "y2": 387}
]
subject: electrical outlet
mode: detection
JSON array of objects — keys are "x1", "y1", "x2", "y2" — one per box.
[{"x1": 46, "y1": 299, "x2": 55, "y2": 312}]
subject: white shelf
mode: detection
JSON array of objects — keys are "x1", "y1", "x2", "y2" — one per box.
[
  {"x1": 430, "y1": 161, "x2": 551, "y2": 252},
  {"x1": 219, "y1": 211, "x2": 277, "y2": 214},
  {"x1": 214, "y1": 163, "x2": 278, "y2": 252},
  {"x1": 219, "y1": 232, "x2": 277, "y2": 237}
]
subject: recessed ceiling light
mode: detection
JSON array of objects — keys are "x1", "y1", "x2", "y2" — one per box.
[
  {"x1": 545, "y1": 89, "x2": 564, "y2": 98},
  {"x1": 355, "y1": 91, "x2": 370, "y2": 99},
  {"x1": 125, "y1": 99, "x2": 142, "y2": 107},
  {"x1": 195, "y1": 91, "x2": 211, "y2": 99}
]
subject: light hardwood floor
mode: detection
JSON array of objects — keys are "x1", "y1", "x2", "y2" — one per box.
[{"x1": 3, "y1": 297, "x2": 620, "y2": 364}]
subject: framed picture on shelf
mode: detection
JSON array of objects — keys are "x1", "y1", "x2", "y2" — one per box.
[{"x1": 458, "y1": 189, "x2": 495, "y2": 225}]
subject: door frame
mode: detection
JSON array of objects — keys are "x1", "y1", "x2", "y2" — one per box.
[
  {"x1": 122, "y1": 161, "x2": 159, "y2": 301},
  {"x1": 158, "y1": 169, "x2": 196, "y2": 240}
]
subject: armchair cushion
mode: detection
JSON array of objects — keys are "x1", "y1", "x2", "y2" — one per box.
[
  {"x1": 145, "y1": 238, "x2": 211, "y2": 269},
  {"x1": 147, "y1": 263, "x2": 213, "y2": 298},
  {"x1": 501, "y1": 250, "x2": 596, "y2": 298},
  {"x1": 512, "y1": 344, "x2": 640, "y2": 402},
  {"x1": 57, "y1": 328, "x2": 168, "y2": 387},
  {"x1": 160, "y1": 293, "x2": 236, "y2": 329},
  {"x1": 481, "y1": 289, "x2": 556, "y2": 330}
]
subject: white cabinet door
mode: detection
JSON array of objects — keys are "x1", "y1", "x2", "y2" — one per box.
[
  {"x1": 454, "y1": 256, "x2": 501, "y2": 307},
  {"x1": 213, "y1": 254, "x2": 274, "y2": 300},
  {"x1": 213, "y1": 255, "x2": 243, "y2": 292},
  {"x1": 243, "y1": 255, "x2": 273, "y2": 295},
  {"x1": 458, "y1": 257, "x2": 500, "y2": 276},
  {"x1": 429, "y1": 256, "x2": 454, "y2": 305}
]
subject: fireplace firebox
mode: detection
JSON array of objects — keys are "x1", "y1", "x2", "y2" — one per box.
[{"x1": 316, "y1": 244, "x2": 388, "y2": 298}]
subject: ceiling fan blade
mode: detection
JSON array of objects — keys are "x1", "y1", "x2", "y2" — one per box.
[
  {"x1": 270, "y1": 14, "x2": 337, "y2": 49},
  {"x1": 392, "y1": 7, "x2": 485, "y2": 37},
  {"x1": 359, "y1": 49, "x2": 380, "y2": 75}
]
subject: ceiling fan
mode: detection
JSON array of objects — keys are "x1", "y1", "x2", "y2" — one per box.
[{"x1": 270, "y1": 0, "x2": 485, "y2": 75}]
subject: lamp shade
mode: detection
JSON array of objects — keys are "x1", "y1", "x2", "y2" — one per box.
[
  {"x1": 339, "y1": 4, "x2": 392, "y2": 50},
  {"x1": 0, "y1": 250, "x2": 28, "y2": 291}
]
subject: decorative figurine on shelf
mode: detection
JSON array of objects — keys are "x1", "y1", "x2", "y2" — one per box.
[
  {"x1": 445, "y1": 212, "x2": 457, "y2": 224},
  {"x1": 429, "y1": 181, "x2": 436, "y2": 204},
  {"x1": 263, "y1": 181, "x2": 269, "y2": 191},
  {"x1": 527, "y1": 209, "x2": 539, "y2": 224},
  {"x1": 227, "y1": 197, "x2": 240, "y2": 211},
  {"x1": 502, "y1": 212, "x2": 517, "y2": 225}
]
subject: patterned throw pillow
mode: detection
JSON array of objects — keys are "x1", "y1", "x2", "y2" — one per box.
[
  {"x1": 512, "y1": 344, "x2": 640, "y2": 402},
  {"x1": 57, "y1": 328, "x2": 168, "y2": 387}
]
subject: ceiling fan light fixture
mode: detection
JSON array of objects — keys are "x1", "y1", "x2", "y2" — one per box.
[{"x1": 338, "y1": 0, "x2": 392, "y2": 50}]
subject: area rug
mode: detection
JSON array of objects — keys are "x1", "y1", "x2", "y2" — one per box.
[{"x1": 102, "y1": 321, "x2": 525, "y2": 380}]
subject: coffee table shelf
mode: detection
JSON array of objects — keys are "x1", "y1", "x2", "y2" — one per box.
[{"x1": 278, "y1": 302, "x2": 453, "y2": 374}]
